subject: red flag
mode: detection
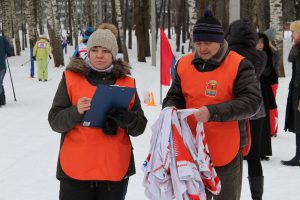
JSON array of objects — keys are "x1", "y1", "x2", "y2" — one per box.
[{"x1": 160, "y1": 27, "x2": 175, "y2": 86}]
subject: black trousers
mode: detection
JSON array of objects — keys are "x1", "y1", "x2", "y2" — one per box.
[
  {"x1": 296, "y1": 133, "x2": 300, "y2": 157},
  {"x1": 206, "y1": 150, "x2": 243, "y2": 200},
  {"x1": 59, "y1": 178, "x2": 129, "y2": 200},
  {"x1": 0, "y1": 86, "x2": 5, "y2": 106}
]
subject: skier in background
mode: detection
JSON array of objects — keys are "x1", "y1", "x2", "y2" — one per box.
[
  {"x1": 33, "y1": 34, "x2": 51, "y2": 82},
  {"x1": 72, "y1": 26, "x2": 94, "y2": 60},
  {"x1": 0, "y1": 34, "x2": 14, "y2": 107},
  {"x1": 62, "y1": 37, "x2": 68, "y2": 54}
]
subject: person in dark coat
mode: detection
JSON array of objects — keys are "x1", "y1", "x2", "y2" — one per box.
[
  {"x1": 48, "y1": 28, "x2": 147, "y2": 200},
  {"x1": 0, "y1": 35, "x2": 14, "y2": 107},
  {"x1": 163, "y1": 11, "x2": 261, "y2": 200},
  {"x1": 281, "y1": 20, "x2": 300, "y2": 167},
  {"x1": 255, "y1": 32, "x2": 277, "y2": 162},
  {"x1": 257, "y1": 33, "x2": 279, "y2": 139},
  {"x1": 225, "y1": 18, "x2": 267, "y2": 200}
]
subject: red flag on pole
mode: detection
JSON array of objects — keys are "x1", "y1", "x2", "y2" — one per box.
[{"x1": 160, "y1": 27, "x2": 176, "y2": 86}]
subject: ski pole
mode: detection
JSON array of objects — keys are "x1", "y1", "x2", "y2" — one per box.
[
  {"x1": 21, "y1": 59, "x2": 31, "y2": 66},
  {"x1": 41, "y1": 58, "x2": 51, "y2": 80},
  {"x1": 6, "y1": 59, "x2": 17, "y2": 101}
]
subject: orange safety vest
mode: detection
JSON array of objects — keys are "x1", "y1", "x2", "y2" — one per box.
[
  {"x1": 177, "y1": 51, "x2": 244, "y2": 167},
  {"x1": 59, "y1": 71, "x2": 136, "y2": 181}
]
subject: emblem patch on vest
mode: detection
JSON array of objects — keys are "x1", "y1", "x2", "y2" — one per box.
[{"x1": 205, "y1": 80, "x2": 218, "y2": 97}]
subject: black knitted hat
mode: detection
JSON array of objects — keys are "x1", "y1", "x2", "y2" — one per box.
[{"x1": 193, "y1": 9, "x2": 224, "y2": 43}]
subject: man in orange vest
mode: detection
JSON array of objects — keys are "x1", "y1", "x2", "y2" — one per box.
[{"x1": 163, "y1": 10, "x2": 261, "y2": 200}]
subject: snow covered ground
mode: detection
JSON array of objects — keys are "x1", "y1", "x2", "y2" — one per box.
[{"x1": 0, "y1": 32, "x2": 299, "y2": 200}]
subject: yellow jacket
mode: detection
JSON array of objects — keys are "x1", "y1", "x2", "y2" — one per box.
[{"x1": 33, "y1": 37, "x2": 51, "y2": 59}]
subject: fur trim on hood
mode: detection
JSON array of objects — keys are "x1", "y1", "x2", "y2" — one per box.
[{"x1": 66, "y1": 58, "x2": 131, "y2": 78}]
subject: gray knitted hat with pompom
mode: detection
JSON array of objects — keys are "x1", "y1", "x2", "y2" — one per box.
[{"x1": 87, "y1": 29, "x2": 118, "y2": 59}]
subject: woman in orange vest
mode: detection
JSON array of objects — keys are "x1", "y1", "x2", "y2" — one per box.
[
  {"x1": 48, "y1": 28, "x2": 147, "y2": 200},
  {"x1": 163, "y1": 10, "x2": 261, "y2": 200}
]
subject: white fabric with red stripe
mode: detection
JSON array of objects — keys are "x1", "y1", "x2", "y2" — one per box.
[{"x1": 143, "y1": 107, "x2": 221, "y2": 200}]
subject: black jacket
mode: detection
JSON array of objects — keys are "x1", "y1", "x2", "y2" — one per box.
[
  {"x1": 258, "y1": 33, "x2": 279, "y2": 85},
  {"x1": 226, "y1": 18, "x2": 272, "y2": 158},
  {"x1": 226, "y1": 18, "x2": 267, "y2": 120},
  {"x1": 162, "y1": 41, "x2": 261, "y2": 148},
  {"x1": 48, "y1": 58, "x2": 147, "y2": 180},
  {"x1": 285, "y1": 43, "x2": 300, "y2": 134},
  {"x1": 0, "y1": 36, "x2": 14, "y2": 70},
  {"x1": 257, "y1": 33, "x2": 277, "y2": 111}
]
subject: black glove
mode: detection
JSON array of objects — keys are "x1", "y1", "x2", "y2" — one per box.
[
  {"x1": 102, "y1": 115, "x2": 118, "y2": 135},
  {"x1": 102, "y1": 108, "x2": 136, "y2": 135},
  {"x1": 49, "y1": 55, "x2": 52, "y2": 59},
  {"x1": 32, "y1": 56, "x2": 36, "y2": 61}
]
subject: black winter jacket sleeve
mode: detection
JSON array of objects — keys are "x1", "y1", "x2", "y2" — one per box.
[
  {"x1": 162, "y1": 64, "x2": 186, "y2": 109},
  {"x1": 48, "y1": 75, "x2": 83, "y2": 133},
  {"x1": 48, "y1": 73, "x2": 147, "y2": 137}
]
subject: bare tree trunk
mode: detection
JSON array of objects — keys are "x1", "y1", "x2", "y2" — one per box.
[
  {"x1": 134, "y1": 0, "x2": 146, "y2": 62},
  {"x1": 160, "y1": 0, "x2": 166, "y2": 27},
  {"x1": 67, "y1": 0, "x2": 73, "y2": 46},
  {"x1": 143, "y1": 0, "x2": 151, "y2": 57},
  {"x1": 71, "y1": 0, "x2": 78, "y2": 48},
  {"x1": 127, "y1": 0, "x2": 133, "y2": 49},
  {"x1": 97, "y1": 0, "x2": 103, "y2": 24},
  {"x1": 167, "y1": 0, "x2": 171, "y2": 38},
  {"x1": 46, "y1": 0, "x2": 64, "y2": 67},
  {"x1": 198, "y1": 0, "x2": 206, "y2": 17},
  {"x1": 86, "y1": 0, "x2": 93, "y2": 27},
  {"x1": 123, "y1": 0, "x2": 128, "y2": 42},
  {"x1": 26, "y1": 0, "x2": 38, "y2": 77},
  {"x1": 2, "y1": 0, "x2": 14, "y2": 50},
  {"x1": 79, "y1": 0, "x2": 84, "y2": 26},
  {"x1": 17, "y1": 0, "x2": 25, "y2": 51},
  {"x1": 296, "y1": 1, "x2": 300, "y2": 19},
  {"x1": 114, "y1": 0, "x2": 129, "y2": 62},
  {"x1": 22, "y1": 24, "x2": 27, "y2": 50},
  {"x1": 103, "y1": 0, "x2": 113, "y2": 22},
  {"x1": 156, "y1": 0, "x2": 165, "y2": 41},
  {"x1": 175, "y1": 0, "x2": 182, "y2": 52},
  {"x1": 181, "y1": 0, "x2": 186, "y2": 44},
  {"x1": 63, "y1": 1, "x2": 68, "y2": 30},
  {"x1": 20, "y1": 0, "x2": 27, "y2": 50},
  {"x1": 187, "y1": 0, "x2": 197, "y2": 50},
  {"x1": 11, "y1": 0, "x2": 21, "y2": 55},
  {"x1": 270, "y1": 0, "x2": 285, "y2": 77},
  {"x1": 25, "y1": 0, "x2": 38, "y2": 48},
  {"x1": 283, "y1": 0, "x2": 296, "y2": 24},
  {"x1": 111, "y1": 0, "x2": 123, "y2": 53},
  {"x1": 213, "y1": 0, "x2": 229, "y2": 30},
  {"x1": 93, "y1": 0, "x2": 98, "y2": 27},
  {"x1": 241, "y1": 0, "x2": 256, "y2": 23},
  {"x1": 37, "y1": 0, "x2": 44, "y2": 34},
  {"x1": 256, "y1": 0, "x2": 270, "y2": 31}
]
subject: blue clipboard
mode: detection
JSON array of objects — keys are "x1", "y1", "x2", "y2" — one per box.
[{"x1": 81, "y1": 84, "x2": 136, "y2": 128}]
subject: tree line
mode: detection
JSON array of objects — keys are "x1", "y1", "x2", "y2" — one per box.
[{"x1": 0, "y1": 0, "x2": 299, "y2": 76}]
